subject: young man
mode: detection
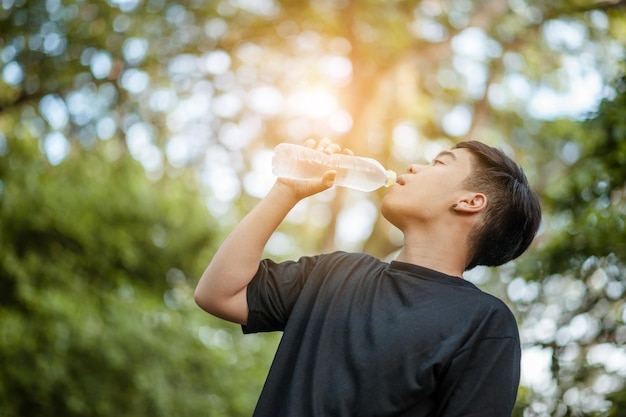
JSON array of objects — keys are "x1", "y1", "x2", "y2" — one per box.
[{"x1": 195, "y1": 138, "x2": 542, "y2": 417}]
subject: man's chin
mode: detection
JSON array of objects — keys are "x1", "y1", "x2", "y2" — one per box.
[{"x1": 380, "y1": 203, "x2": 400, "y2": 230}]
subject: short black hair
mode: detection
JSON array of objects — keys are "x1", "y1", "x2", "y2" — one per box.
[{"x1": 454, "y1": 141, "x2": 542, "y2": 270}]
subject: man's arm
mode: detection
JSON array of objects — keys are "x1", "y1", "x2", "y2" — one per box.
[{"x1": 194, "y1": 140, "x2": 346, "y2": 325}]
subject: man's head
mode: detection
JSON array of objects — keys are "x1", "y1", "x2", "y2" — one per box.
[
  {"x1": 453, "y1": 141, "x2": 542, "y2": 270},
  {"x1": 381, "y1": 140, "x2": 541, "y2": 272}
]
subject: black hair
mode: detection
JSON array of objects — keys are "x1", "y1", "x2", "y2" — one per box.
[{"x1": 453, "y1": 141, "x2": 542, "y2": 270}]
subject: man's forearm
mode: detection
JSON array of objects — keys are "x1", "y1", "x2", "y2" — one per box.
[{"x1": 194, "y1": 182, "x2": 299, "y2": 323}]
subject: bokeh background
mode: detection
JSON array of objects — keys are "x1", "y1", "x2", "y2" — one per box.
[{"x1": 1, "y1": 0, "x2": 626, "y2": 416}]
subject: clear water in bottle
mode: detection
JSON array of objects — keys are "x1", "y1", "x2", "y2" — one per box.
[{"x1": 271, "y1": 143, "x2": 396, "y2": 192}]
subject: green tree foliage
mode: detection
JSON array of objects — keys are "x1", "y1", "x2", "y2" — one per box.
[
  {"x1": 541, "y1": 76, "x2": 626, "y2": 269},
  {"x1": 507, "y1": 74, "x2": 626, "y2": 416},
  {"x1": 0, "y1": 134, "x2": 278, "y2": 416}
]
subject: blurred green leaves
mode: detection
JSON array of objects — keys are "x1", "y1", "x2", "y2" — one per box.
[{"x1": 0, "y1": 133, "x2": 278, "y2": 416}]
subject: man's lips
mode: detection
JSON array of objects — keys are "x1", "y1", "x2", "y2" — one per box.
[{"x1": 396, "y1": 175, "x2": 407, "y2": 186}]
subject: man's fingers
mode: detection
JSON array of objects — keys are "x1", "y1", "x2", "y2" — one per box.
[
  {"x1": 303, "y1": 138, "x2": 350, "y2": 155},
  {"x1": 323, "y1": 143, "x2": 341, "y2": 154},
  {"x1": 316, "y1": 138, "x2": 331, "y2": 151}
]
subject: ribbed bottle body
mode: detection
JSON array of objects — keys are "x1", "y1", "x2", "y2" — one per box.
[{"x1": 272, "y1": 143, "x2": 396, "y2": 192}]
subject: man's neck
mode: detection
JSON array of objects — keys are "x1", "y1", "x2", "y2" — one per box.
[{"x1": 394, "y1": 230, "x2": 468, "y2": 278}]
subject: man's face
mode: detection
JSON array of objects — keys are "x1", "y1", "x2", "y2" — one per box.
[{"x1": 380, "y1": 147, "x2": 475, "y2": 230}]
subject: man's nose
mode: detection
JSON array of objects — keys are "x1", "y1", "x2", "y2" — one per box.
[{"x1": 407, "y1": 164, "x2": 424, "y2": 174}]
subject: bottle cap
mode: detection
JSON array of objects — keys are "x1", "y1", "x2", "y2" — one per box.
[{"x1": 385, "y1": 170, "x2": 397, "y2": 188}]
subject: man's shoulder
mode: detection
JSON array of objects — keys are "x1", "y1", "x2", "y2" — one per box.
[
  {"x1": 312, "y1": 251, "x2": 387, "y2": 269},
  {"x1": 471, "y1": 291, "x2": 520, "y2": 336}
]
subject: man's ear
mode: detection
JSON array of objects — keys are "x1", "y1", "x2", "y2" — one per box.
[{"x1": 454, "y1": 193, "x2": 487, "y2": 213}]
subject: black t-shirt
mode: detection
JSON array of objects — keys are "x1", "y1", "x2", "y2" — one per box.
[{"x1": 244, "y1": 252, "x2": 520, "y2": 417}]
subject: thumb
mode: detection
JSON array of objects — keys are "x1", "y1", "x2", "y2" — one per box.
[{"x1": 321, "y1": 170, "x2": 337, "y2": 189}]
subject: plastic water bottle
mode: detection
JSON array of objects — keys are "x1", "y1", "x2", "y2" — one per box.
[{"x1": 271, "y1": 143, "x2": 397, "y2": 192}]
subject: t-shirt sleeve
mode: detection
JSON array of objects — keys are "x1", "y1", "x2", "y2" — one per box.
[
  {"x1": 435, "y1": 335, "x2": 521, "y2": 417},
  {"x1": 242, "y1": 255, "x2": 320, "y2": 334}
]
